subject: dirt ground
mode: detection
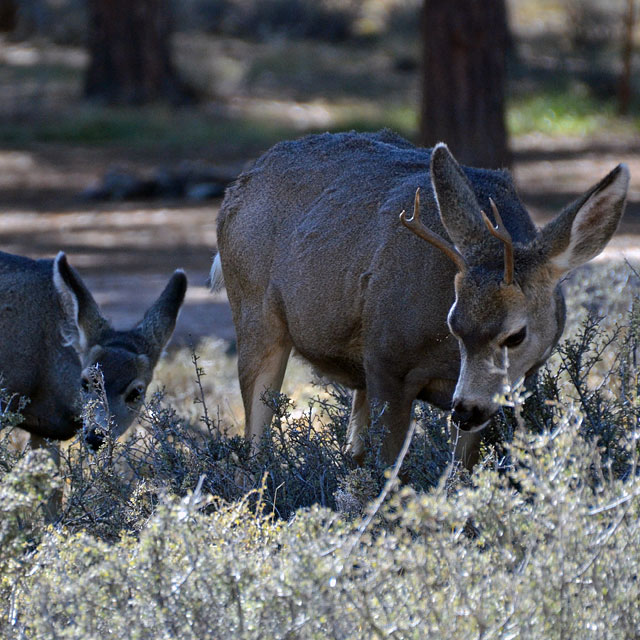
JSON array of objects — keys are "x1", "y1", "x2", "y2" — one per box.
[
  {"x1": 1, "y1": 135, "x2": 639, "y2": 351},
  {"x1": 0, "y1": 144, "x2": 234, "y2": 346}
]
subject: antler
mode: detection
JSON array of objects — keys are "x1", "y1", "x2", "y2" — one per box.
[
  {"x1": 400, "y1": 188, "x2": 466, "y2": 273},
  {"x1": 481, "y1": 198, "x2": 514, "y2": 285}
]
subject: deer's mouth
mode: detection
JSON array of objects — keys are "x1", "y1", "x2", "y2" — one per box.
[{"x1": 451, "y1": 404, "x2": 493, "y2": 432}]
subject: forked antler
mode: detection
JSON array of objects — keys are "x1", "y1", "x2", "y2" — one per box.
[
  {"x1": 481, "y1": 198, "x2": 514, "y2": 285},
  {"x1": 400, "y1": 188, "x2": 466, "y2": 273}
]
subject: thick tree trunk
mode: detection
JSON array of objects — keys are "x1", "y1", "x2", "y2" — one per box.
[
  {"x1": 0, "y1": 0, "x2": 16, "y2": 32},
  {"x1": 619, "y1": 0, "x2": 636, "y2": 115},
  {"x1": 420, "y1": 0, "x2": 509, "y2": 169},
  {"x1": 84, "y1": 0, "x2": 191, "y2": 105}
]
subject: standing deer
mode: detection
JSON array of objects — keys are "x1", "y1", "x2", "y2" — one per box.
[
  {"x1": 0, "y1": 251, "x2": 187, "y2": 452},
  {"x1": 211, "y1": 130, "x2": 629, "y2": 468}
]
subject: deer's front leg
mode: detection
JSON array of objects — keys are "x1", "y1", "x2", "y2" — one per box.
[
  {"x1": 346, "y1": 388, "x2": 369, "y2": 464},
  {"x1": 365, "y1": 366, "x2": 417, "y2": 466}
]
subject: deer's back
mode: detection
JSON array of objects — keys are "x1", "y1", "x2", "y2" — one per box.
[{"x1": 218, "y1": 129, "x2": 534, "y2": 271}]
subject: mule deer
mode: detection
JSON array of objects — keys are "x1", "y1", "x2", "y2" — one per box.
[
  {"x1": 211, "y1": 130, "x2": 629, "y2": 469},
  {"x1": 0, "y1": 251, "x2": 187, "y2": 452}
]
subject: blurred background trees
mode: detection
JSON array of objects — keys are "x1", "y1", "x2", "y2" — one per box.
[
  {"x1": 420, "y1": 0, "x2": 509, "y2": 168},
  {"x1": 0, "y1": 0, "x2": 16, "y2": 33},
  {"x1": 0, "y1": 0, "x2": 637, "y2": 165},
  {"x1": 85, "y1": 0, "x2": 191, "y2": 105},
  {"x1": 619, "y1": 0, "x2": 637, "y2": 114}
]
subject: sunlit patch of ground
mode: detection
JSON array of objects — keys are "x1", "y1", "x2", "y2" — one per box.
[{"x1": 152, "y1": 336, "x2": 325, "y2": 438}]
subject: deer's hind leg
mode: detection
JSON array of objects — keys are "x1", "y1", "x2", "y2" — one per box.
[
  {"x1": 235, "y1": 308, "x2": 292, "y2": 448},
  {"x1": 346, "y1": 388, "x2": 369, "y2": 464}
]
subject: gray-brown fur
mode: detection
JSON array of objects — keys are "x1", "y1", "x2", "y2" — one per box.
[
  {"x1": 213, "y1": 130, "x2": 629, "y2": 469},
  {"x1": 0, "y1": 250, "x2": 187, "y2": 449}
]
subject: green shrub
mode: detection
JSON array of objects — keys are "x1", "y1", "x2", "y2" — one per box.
[{"x1": 507, "y1": 89, "x2": 617, "y2": 137}]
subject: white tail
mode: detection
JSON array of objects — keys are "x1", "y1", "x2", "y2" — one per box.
[{"x1": 209, "y1": 253, "x2": 225, "y2": 292}]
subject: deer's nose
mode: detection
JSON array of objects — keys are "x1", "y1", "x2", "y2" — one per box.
[{"x1": 451, "y1": 401, "x2": 488, "y2": 431}]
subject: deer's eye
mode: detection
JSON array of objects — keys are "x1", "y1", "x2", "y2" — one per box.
[
  {"x1": 81, "y1": 377, "x2": 91, "y2": 393},
  {"x1": 502, "y1": 327, "x2": 527, "y2": 349},
  {"x1": 125, "y1": 386, "x2": 144, "y2": 405}
]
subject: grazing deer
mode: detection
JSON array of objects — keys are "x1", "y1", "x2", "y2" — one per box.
[
  {"x1": 211, "y1": 130, "x2": 629, "y2": 469},
  {"x1": 0, "y1": 251, "x2": 187, "y2": 453}
]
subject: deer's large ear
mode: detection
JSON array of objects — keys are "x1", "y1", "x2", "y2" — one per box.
[
  {"x1": 541, "y1": 164, "x2": 629, "y2": 276},
  {"x1": 53, "y1": 252, "x2": 110, "y2": 355},
  {"x1": 430, "y1": 143, "x2": 486, "y2": 253},
  {"x1": 137, "y1": 270, "x2": 187, "y2": 357}
]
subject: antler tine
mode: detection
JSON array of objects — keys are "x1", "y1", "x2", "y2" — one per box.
[
  {"x1": 400, "y1": 187, "x2": 466, "y2": 273},
  {"x1": 481, "y1": 197, "x2": 514, "y2": 285}
]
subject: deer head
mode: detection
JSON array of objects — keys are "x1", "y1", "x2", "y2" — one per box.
[
  {"x1": 53, "y1": 252, "x2": 187, "y2": 447},
  {"x1": 402, "y1": 143, "x2": 629, "y2": 431}
]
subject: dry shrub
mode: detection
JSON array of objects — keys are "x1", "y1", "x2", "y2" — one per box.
[{"x1": 0, "y1": 263, "x2": 639, "y2": 637}]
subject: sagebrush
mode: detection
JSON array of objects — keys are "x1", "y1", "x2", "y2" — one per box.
[{"x1": 0, "y1": 262, "x2": 639, "y2": 638}]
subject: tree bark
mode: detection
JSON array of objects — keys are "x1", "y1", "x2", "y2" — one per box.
[
  {"x1": 618, "y1": 0, "x2": 636, "y2": 115},
  {"x1": 0, "y1": 0, "x2": 17, "y2": 32},
  {"x1": 84, "y1": 0, "x2": 191, "y2": 105},
  {"x1": 420, "y1": 0, "x2": 509, "y2": 169}
]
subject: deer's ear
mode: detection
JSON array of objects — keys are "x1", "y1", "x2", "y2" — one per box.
[
  {"x1": 53, "y1": 252, "x2": 109, "y2": 355},
  {"x1": 137, "y1": 270, "x2": 187, "y2": 357},
  {"x1": 541, "y1": 164, "x2": 629, "y2": 276},
  {"x1": 430, "y1": 143, "x2": 486, "y2": 252}
]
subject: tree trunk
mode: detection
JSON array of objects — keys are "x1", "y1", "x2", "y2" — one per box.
[
  {"x1": 619, "y1": 0, "x2": 636, "y2": 115},
  {"x1": 420, "y1": 0, "x2": 509, "y2": 169},
  {"x1": 0, "y1": 0, "x2": 17, "y2": 32},
  {"x1": 84, "y1": 0, "x2": 191, "y2": 105}
]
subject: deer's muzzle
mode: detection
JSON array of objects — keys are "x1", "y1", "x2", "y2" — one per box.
[{"x1": 451, "y1": 400, "x2": 493, "y2": 432}]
